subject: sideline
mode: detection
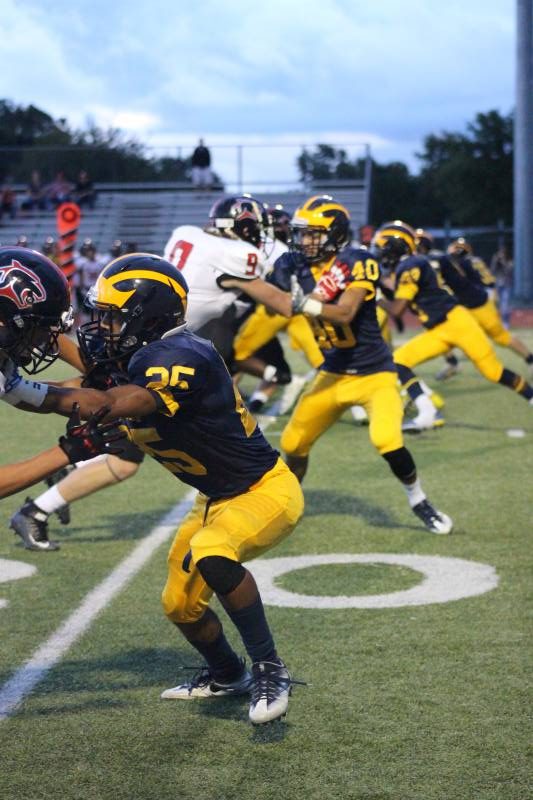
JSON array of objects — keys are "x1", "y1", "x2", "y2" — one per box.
[{"x1": 0, "y1": 491, "x2": 196, "y2": 721}]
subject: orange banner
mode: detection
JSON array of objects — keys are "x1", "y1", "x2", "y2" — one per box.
[{"x1": 56, "y1": 202, "x2": 81, "y2": 284}]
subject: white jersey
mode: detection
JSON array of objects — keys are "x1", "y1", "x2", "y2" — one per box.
[
  {"x1": 263, "y1": 237, "x2": 289, "y2": 271},
  {"x1": 163, "y1": 225, "x2": 269, "y2": 331}
]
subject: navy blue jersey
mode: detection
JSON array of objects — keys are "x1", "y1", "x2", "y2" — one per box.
[
  {"x1": 268, "y1": 250, "x2": 317, "y2": 293},
  {"x1": 126, "y1": 328, "x2": 278, "y2": 499},
  {"x1": 433, "y1": 254, "x2": 488, "y2": 309},
  {"x1": 274, "y1": 247, "x2": 395, "y2": 376},
  {"x1": 394, "y1": 254, "x2": 457, "y2": 329}
]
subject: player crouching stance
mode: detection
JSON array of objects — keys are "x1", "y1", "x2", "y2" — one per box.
[{"x1": 31, "y1": 253, "x2": 304, "y2": 724}]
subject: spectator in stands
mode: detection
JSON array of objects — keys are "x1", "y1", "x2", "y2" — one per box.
[
  {"x1": 74, "y1": 239, "x2": 107, "y2": 319},
  {"x1": 490, "y1": 244, "x2": 514, "y2": 327},
  {"x1": 124, "y1": 241, "x2": 138, "y2": 254},
  {"x1": 0, "y1": 177, "x2": 17, "y2": 220},
  {"x1": 46, "y1": 170, "x2": 74, "y2": 208},
  {"x1": 191, "y1": 138, "x2": 212, "y2": 190},
  {"x1": 16, "y1": 234, "x2": 29, "y2": 247},
  {"x1": 74, "y1": 170, "x2": 97, "y2": 210},
  {"x1": 20, "y1": 170, "x2": 47, "y2": 211}
]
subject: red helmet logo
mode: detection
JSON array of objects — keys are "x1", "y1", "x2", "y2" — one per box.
[{"x1": 0, "y1": 260, "x2": 47, "y2": 310}]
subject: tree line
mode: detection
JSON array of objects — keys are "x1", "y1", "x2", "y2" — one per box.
[{"x1": 0, "y1": 100, "x2": 512, "y2": 227}]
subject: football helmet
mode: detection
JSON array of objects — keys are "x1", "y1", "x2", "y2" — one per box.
[
  {"x1": 447, "y1": 237, "x2": 472, "y2": 257},
  {"x1": 371, "y1": 220, "x2": 416, "y2": 271},
  {"x1": 290, "y1": 195, "x2": 351, "y2": 263},
  {"x1": 208, "y1": 195, "x2": 269, "y2": 249},
  {"x1": 78, "y1": 253, "x2": 189, "y2": 367},
  {"x1": 415, "y1": 228, "x2": 434, "y2": 254},
  {"x1": 0, "y1": 246, "x2": 72, "y2": 373},
  {"x1": 268, "y1": 205, "x2": 291, "y2": 244}
]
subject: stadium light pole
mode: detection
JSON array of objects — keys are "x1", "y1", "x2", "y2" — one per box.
[{"x1": 514, "y1": 0, "x2": 533, "y2": 301}]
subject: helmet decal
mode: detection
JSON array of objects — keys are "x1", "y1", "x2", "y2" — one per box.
[{"x1": 0, "y1": 260, "x2": 47, "y2": 310}]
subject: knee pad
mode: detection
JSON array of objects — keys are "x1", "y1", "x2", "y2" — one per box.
[{"x1": 196, "y1": 556, "x2": 246, "y2": 596}]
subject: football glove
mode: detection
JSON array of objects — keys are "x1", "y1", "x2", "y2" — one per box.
[
  {"x1": 314, "y1": 262, "x2": 351, "y2": 301},
  {"x1": 58, "y1": 403, "x2": 128, "y2": 464},
  {"x1": 290, "y1": 275, "x2": 323, "y2": 317}
]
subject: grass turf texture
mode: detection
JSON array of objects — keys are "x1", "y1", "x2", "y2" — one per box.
[{"x1": 0, "y1": 334, "x2": 531, "y2": 800}]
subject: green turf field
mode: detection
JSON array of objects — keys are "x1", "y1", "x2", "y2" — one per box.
[{"x1": 0, "y1": 335, "x2": 531, "y2": 800}]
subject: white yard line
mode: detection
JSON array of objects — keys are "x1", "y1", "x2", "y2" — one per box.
[
  {"x1": 0, "y1": 417, "x2": 278, "y2": 721},
  {"x1": 0, "y1": 491, "x2": 196, "y2": 721}
]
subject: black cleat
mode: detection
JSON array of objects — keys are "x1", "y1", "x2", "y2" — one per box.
[{"x1": 10, "y1": 498, "x2": 60, "y2": 551}]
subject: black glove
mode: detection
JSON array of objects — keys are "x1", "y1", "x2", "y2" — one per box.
[{"x1": 58, "y1": 403, "x2": 127, "y2": 464}]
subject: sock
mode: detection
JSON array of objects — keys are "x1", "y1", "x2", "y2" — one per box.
[
  {"x1": 187, "y1": 630, "x2": 243, "y2": 683},
  {"x1": 225, "y1": 595, "x2": 277, "y2": 664},
  {"x1": 499, "y1": 368, "x2": 533, "y2": 400},
  {"x1": 382, "y1": 447, "x2": 417, "y2": 483},
  {"x1": 33, "y1": 485, "x2": 66, "y2": 515},
  {"x1": 396, "y1": 364, "x2": 425, "y2": 401},
  {"x1": 402, "y1": 477, "x2": 426, "y2": 508}
]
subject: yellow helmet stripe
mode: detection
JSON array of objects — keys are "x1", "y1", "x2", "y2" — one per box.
[
  {"x1": 377, "y1": 228, "x2": 414, "y2": 248},
  {"x1": 96, "y1": 269, "x2": 187, "y2": 308}
]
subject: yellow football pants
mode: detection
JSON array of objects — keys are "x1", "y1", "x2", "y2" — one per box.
[
  {"x1": 281, "y1": 369, "x2": 404, "y2": 458},
  {"x1": 161, "y1": 458, "x2": 304, "y2": 623},
  {"x1": 469, "y1": 299, "x2": 512, "y2": 347},
  {"x1": 233, "y1": 305, "x2": 324, "y2": 369},
  {"x1": 393, "y1": 305, "x2": 504, "y2": 383}
]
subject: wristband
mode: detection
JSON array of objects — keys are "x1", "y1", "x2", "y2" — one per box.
[
  {"x1": 301, "y1": 297, "x2": 323, "y2": 317},
  {"x1": 2, "y1": 377, "x2": 49, "y2": 408}
]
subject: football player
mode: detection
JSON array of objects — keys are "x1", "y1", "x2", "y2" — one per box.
[
  {"x1": 270, "y1": 196, "x2": 453, "y2": 535},
  {"x1": 0, "y1": 247, "x2": 125, "y2": 500},
  {"x1": 430, "y1": 233, "x2": 533, "y2": 379},
  {"x1": 21, "y1": 253, "x2": 304, "y2": 725},
  {"x1": 374, "y1": 222, "x2": 533, "y2": 431}
]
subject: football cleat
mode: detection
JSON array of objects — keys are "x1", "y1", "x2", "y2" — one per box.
[
  {"x1": 249, "y1": 659, "x2": 292, "y2": 724},
  {"x1": 10, "y1": 498, "x2": 60, "y2": 551},
  {"x1": 435, "y1": 362, "x2": 461, "y2": 381},
  {"x1": 161, "y1": 659, "x2": 252, "y2": 700},
  {"x1": 402, "y1": 410, "x2": 445, "y2": 433},
  {"x1": 412, "y1": 500, "x2": 453, "y2": 535}
]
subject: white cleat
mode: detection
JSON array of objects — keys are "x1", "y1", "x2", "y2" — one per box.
[
  {"x1": 412, "y1": 500, "x2": 453, "y2": 535},
  {"x1": 402, "y1": 410, "x2": 445, "y2": 433},
  {"x1": 249, "y1": 660, "x2": 291, "y2": 724},
  {"x1": 161, "y1": 661, "x2": 252, "y2": 700}
]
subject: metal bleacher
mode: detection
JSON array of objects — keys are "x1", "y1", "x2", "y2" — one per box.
[{"x1": 0, "y1": 184, "x2": 369, "y2": 256}]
